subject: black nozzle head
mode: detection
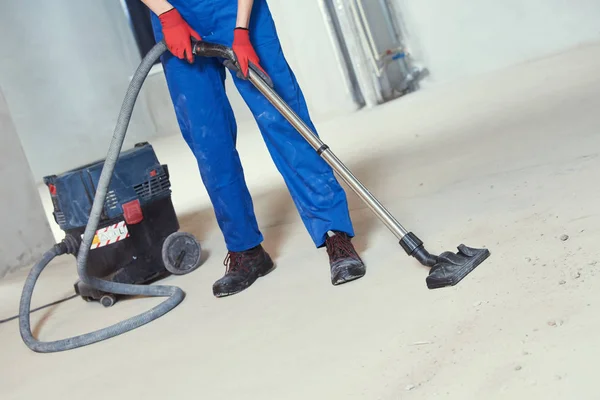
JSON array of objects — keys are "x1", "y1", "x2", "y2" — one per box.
[
  {"x1": 426, "y1": 244, "x2": 490, "y2": 289},
  {"x1": 400, "y1": 234, "x2": 490, "y2": 288}
]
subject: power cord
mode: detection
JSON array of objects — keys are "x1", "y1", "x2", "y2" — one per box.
[{"x1": 0, "y1": 294, "x2": 78, "y2": 325}]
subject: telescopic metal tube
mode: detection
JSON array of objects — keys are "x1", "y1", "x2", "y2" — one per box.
[{"x1": 247, "y1": 68, "x2": 408, "y2": 239}]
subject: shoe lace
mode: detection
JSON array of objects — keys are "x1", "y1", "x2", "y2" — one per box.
[
  {"x1": 326, "y1": 234, "x2": 359, "y2": 261},
  {"x1": 223, "y1": 251, "x2": 250, "y2": 274}
]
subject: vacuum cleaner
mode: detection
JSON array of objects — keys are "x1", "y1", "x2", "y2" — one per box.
[
  {"x1": 43, "y1": 142, "x2": 201, "y2": 308},
  {"x1": 19, "y1": 39, "x2": 490, "y2": 354}
]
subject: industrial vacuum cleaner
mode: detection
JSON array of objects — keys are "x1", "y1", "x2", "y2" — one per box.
[
  {"x1": 18, "y1": 40, "x2": 490, "y2": 353},
  {"x1": 43, "y1": 142, "x2": 202, "y2": 308}
]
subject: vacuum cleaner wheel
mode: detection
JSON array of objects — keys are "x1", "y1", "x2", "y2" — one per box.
[
  {"x1": 162, "y1": 232, "x2": 203, "y2": 275},
  {"x1": 100, "y1": 294, "x2": 117, "y2": 308}
]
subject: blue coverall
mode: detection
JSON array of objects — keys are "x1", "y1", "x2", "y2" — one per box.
[{"x1": 151, "y1": 0, "x2": 354, "y2": 251}]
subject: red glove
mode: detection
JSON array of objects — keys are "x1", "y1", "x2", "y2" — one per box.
[
  {"x1": 232, "y1": 28, "x2": 268, "y2": 79},
  {"x1": 159, "y1": 8, "x2": 201, "y2": 63}
]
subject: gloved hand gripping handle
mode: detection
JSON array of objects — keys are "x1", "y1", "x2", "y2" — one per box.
[{"x1": 191, "y1": 39, "x2": 274, "y2": 88}]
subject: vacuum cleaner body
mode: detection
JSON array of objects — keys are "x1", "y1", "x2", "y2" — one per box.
[{"x1": 44, "y1": 142, "x2": 200, "y2": 307}]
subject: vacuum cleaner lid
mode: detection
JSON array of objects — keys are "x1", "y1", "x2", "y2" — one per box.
[{"x1": 43, "y1": 142, "x2": 171, "y2": 231}]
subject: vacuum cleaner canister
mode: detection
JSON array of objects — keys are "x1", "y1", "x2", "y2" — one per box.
[{"x1": 43, "y1": 142, "x2": 202, "y2": 307}]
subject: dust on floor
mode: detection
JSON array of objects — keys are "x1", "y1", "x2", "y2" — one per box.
[{"x1": 1, "y1": 42, "x2": 600, "y2": 400}]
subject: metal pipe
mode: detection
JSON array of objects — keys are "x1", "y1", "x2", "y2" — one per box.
[
  {"x1": 318, "y1": 0, "x2": 363, "y2": 108},
  {"x1": 379, "y1": 0, "x2": 415, "y2": 87},
  {"x1": 379, "y1": 0, "x2": 402, "y2": 44},
  {"x1": 354, "y1": 0, "x2": 380, "y2": 67},
  {"x1": 248, "y1": 68, "x2": 409, "y2": 239},
  {"x1": 333, "y1": 0, "x2": 382, "y2": 107},
  {"x1": 348, "y1": 0, "x2": 381, "y2": 77}
]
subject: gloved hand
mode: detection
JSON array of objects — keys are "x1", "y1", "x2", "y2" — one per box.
[
  {"x1": 232, "y1": 28, "x2": 270, "y2": 81},
  {"x1": 159, "y1": 8, "x2": 201, "y2": 63}
]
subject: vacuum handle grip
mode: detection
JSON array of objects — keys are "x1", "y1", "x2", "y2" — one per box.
[
  {"x1": 191, "y1": 39, "x2": 236, "y2": 62},
  {"x1": 190, "y1": 38, "x2": 274, "y2": 88}
]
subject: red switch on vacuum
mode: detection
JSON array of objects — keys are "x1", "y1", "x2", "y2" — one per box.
[{"x1": 122, "y1": 200, "x2": 143, "y2": 225}]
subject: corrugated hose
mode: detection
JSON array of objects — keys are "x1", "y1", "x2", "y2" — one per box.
[{"x1": 18, "y1": 41, "x2": 184, "y2": 353}]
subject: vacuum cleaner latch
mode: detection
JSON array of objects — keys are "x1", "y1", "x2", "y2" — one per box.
[{"x1": 122, "y1": 199, "x2": 143, "y2": 225}]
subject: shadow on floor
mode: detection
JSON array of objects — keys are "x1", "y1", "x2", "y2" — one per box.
[
  {"x1": 174, "y1": 151, "x2": 394, "y2": 261},
  {"x1": 172, "y1": 110, "x2": 513, "y2": 263},
  {"x1": 28, "y1": 117, "x2": 502, "y2": 339}
]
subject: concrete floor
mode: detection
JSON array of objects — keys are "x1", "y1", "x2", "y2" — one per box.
[{"x1": 2, "y1": 42, "x2": 600, "y2": 399}]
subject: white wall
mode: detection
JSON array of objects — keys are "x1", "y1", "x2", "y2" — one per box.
[
  {"x1": 0, "y1": 0, "x2": 161, "y2": 182},
  {"x1": 0, "y1": 0, "x2": 357, "y2": 181},
  {"x1": 393, "y1": 0, "x2": 600, "y2": 83},
  {"x1": 9, "y1": 0, "x2": 598, "y2": 182},
  {"x1": 0, "y1": 89, "x2": 55, "y2": 278}
]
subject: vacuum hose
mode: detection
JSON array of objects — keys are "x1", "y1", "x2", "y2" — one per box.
[{"x1": 18, "y1": 41, "x2": 185, "y2": 353}]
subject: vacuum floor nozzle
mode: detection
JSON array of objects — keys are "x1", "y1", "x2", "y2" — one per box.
[{"x1": 425, "y1": 244, "x2": 490, "y2": 289}]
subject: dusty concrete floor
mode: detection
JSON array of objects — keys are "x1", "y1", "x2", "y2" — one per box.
[{"x1": 2, "y1": 42, "x2": 600, "y2": 399}]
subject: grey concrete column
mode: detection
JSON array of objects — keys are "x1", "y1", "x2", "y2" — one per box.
[{"x1": 0, "y1": 89, "x2": 55, "y2": 279}]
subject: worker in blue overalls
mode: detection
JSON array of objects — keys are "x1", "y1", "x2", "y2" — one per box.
[{"x1": 142, "y1": 0, "x2": 365, "y2": 297}]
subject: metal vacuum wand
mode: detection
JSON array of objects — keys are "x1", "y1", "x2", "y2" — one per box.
[
  {"x1": 192, "y1": 40, "x2": 490, "y2": 290},
  {"x1": 247, "y1": 68, "x2": 409, "y2": 240}
]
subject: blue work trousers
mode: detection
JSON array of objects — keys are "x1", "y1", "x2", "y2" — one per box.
[{"x1": 152, "y1": 0, "x2": 354, "y2": 251}]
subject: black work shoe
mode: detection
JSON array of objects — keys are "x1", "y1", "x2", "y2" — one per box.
[
  {"x1": 325, "y1": 232, "x2": 366, "y2": 285},
  {"x1": 213, "y1": 245, "x2": 275, "y2": 298}
]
